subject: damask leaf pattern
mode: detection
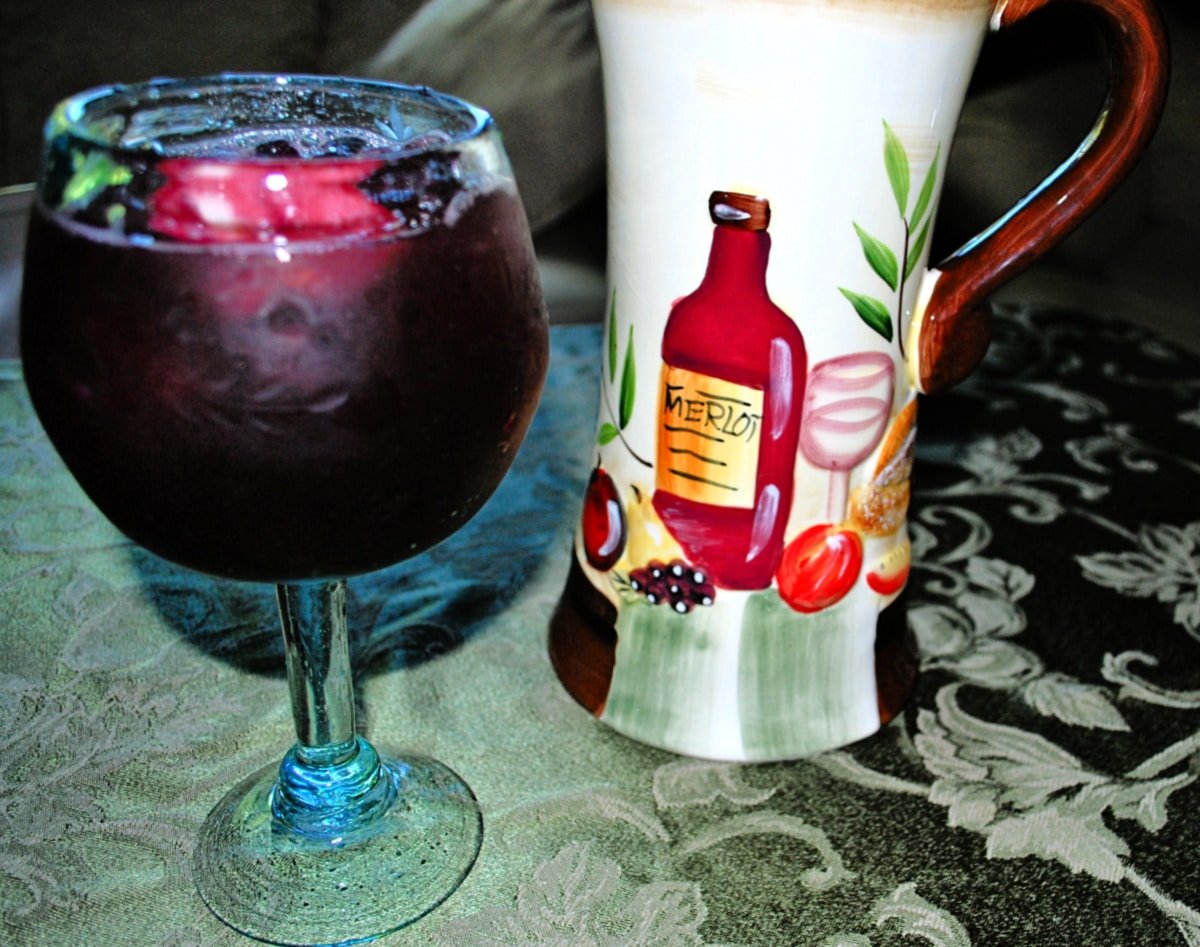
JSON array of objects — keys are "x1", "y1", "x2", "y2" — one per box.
[
  {"x1": 622, "y1": 882, "x2": 709, "y2": 946},
  {"x1": 823, "y1": 883, "x2": 972, "y2": 945},
  {"x1": 1102, "y1": 651, "x2": 1200, "y2": 709},
  {"x1": 1078, "y1": 522, "x2": 1200, "y2": 639},
  {"x1": 964, "y1": 558, "x2": 1035, "y2": 602},
  {"x1": 821, "y1": 935, "x2": 872, "y2": 947},
  {"x1": 0, "y1": 668, "x2": 249, "y2": 919},
  {"x1": 527, "y1": 842, "x2": 621, "y2": 935},
  {"x1": 872, "y1": 883, "x2": 971, "y2": 947},
  {"x1": 909, "y1": 604, "x2": 973, "y2": 658},
  {"x1": 1067, "y1": 423, "x2": 1200, "y2": 476},
  {"x1": 909, "y1": 518, "x2": 940, "y2": 561},
  {"x1": 1067, "y1": 429, "x2": 1159, "y2": 474},
  {"x1": 809, "y1": 752, "x2": 931, "y2": 797},
  {"x1": 985, "y1": 806, "x2": 1129, "y2": 882},
  {"x1": 678, "y1": 812, "x2": 855, "y2": 892},
  {"x1": 1102, "y1": 771, "x2": 1197, "y2": 833},
  {"x1": 1020, "y1": 673, "x2": 1130, "y2": 732},
  {"x1": 955, "y1": 589, "x2": 1026, "y2": 639},
  {"x1": 915, "y1": 685, "x2": 1196, "y2": 891},
  {"x1": 652, "y1": 760, "x2": 776, "y2": 809},
  {"x1": 434, "y1": 843, "x2": 711, "y2": 947},
  {"x1": 917, "y1": 686, "x2": 1102, "y2": 811},
  {"x1": 933, "y1": 639, "x2": 1041, "y2": 688},
  {"x1": 908, "y1": 555, "x2": 1064, "y2": 697},
  {"x1": 496, "y1": 791, "x2": 670, "y2": 844},
  {"x1": 957, "y1": 429, "x2": 1041, "y2": 481},
  {"x1": 914, "y1": 506, "x2": 994, "y2": 564},
  {"x1": 1016, "y1": 382, "x2": 1109, "y2": 424}
]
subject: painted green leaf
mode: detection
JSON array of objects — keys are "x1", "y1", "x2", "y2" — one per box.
[
  {"x1": 882, "y1": 121, "x2": 910, "y2": 219},
  {"x1": 839, "y1": 288, "x2": 893, "y2": 342},
  {"x1": 61, "y1": 150, "x2": 132, "y2": 210},
  {"x1": 619, "y1": 324, "x2": 636, "y2": 429},
  {"x1": 598, "y1": 422, "x2": 620, "y2": 445},
  {"x1": 607, "y1": 289, "x2": 618, "y2": 384},
  {"x1": 910, "y1": 142, "x2": 941, "y2": 228},
  {"x1": 853, "y1": 222, "x2": 898, "y2": 291},
  {"x1": 905, "y1": 216, "x2": 933, "y2": 280}
]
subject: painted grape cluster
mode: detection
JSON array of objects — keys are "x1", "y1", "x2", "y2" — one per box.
[{"x1": 627, "y1": 560, "x2": 716, "y2": 614}]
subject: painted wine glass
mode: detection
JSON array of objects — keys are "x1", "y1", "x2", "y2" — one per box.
[
  {"x1": 799, "y1": 352, "x2": 894, "y2": 520},
  {"x1": 19, "y1": 75, "x2": 548, "y2": 944}
]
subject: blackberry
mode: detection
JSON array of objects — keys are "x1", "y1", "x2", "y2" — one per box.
[
  {"x1": 627, "y1": 559, "x2": 715, "y2": 614},
  {"x1": 255, "y1": 139, "x2": 301, "y2": 158},
  {"x1": 357, "y1": 152, "x2": 462, "y2": 231}
]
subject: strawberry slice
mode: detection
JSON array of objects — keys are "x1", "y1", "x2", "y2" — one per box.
[{"x1": 148, "y1": 158, "x2": 391, "y2": 243}]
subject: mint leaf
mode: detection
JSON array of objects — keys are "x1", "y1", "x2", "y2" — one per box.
[{"x1": 60, "y1": 150, "x2": 132, "y2": 211}]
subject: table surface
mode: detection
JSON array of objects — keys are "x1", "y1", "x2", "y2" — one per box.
[{"x1": 2, "y1": 309, "x2": 1199, "y2": 946}]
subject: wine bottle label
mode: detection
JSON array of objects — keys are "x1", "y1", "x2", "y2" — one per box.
[{"x1": 656, "y1": 364, "x2": 764, "y2": 509}]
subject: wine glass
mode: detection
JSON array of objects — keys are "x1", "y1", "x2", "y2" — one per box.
[
  {"x1": 19, "y1": 75, "x2": 548, "y2": 945},
  {"x1": 799, "y1": 352, "x2": 894, "y2": 520}
]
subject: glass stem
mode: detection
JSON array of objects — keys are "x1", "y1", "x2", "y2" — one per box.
[
  {"x1": 277, "y1": 580, "x2": 357, "y2": 754},
  {"x1": 273, "y1": 580, "x2": 397, "y2": 837}
]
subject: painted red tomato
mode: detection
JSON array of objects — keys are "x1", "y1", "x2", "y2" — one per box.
[
  {"x1": 776, "y1": 524, "x2": 863, "y2": 613},
  {"x1": 582, "y1": 466, "x2": 626, "y2": 571}
]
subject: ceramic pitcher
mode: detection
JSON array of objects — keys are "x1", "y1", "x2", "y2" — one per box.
[{"x1": 550, "y1": 0, "x2": 1168, "y2": 761}]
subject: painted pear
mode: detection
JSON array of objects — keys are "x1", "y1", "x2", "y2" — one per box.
[{"x1": 622, "y1": 484, "x2": 684, "y2": 568}]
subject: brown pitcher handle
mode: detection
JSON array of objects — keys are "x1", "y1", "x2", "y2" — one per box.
[{"x1": 913, "y1": 0, "x2": 1169, "y2": 394}]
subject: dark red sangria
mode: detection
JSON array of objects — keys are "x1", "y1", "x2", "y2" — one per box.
[{"x1": 22, "y1": 84, "x2": 547, "y2": 583}]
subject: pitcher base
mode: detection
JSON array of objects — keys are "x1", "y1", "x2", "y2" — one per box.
[{"x1": 548, "y1": 556, "x2": 918, "y2": 760}]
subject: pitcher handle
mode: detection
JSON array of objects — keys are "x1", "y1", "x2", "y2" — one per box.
[{"x1": 909, "y1": 0, "x2": 1169, "y2": 394}]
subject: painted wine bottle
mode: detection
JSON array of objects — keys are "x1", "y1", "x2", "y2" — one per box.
[{"x1": 652, "y1": 191, "x2": 806, "y2": 589}]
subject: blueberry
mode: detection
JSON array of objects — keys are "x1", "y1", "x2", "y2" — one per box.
[{"x1": 323, "y1": 136, "x2": 368, "y2": 157}]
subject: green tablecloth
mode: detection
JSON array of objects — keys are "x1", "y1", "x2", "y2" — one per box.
[{"x1": 2, "y1": 308, "x2": 1199, "y2": 946}]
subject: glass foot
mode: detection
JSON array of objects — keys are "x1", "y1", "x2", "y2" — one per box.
[{"x1": 194, "y1": 744, "x2": 482, "y2": 946}]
